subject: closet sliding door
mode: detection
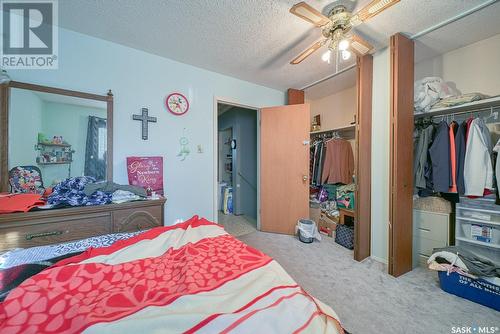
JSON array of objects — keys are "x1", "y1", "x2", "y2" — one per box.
[
  {"x1": 354, "y1": 54, "x2": 373, "y2": 261},
  {"x1": 389, "y1": 33, "x2": 414, "y2": 277}
]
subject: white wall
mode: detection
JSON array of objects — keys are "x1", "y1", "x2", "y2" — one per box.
[
  {"x1": 370, "y1": 48, "x2": 390, "y2": 263},
  {"x1": 415, "y1": 33, "x2": 500, "y2": 96},
  {"x1": 306, "y1": 86, "x2": 357, "y2": 130},
  {"x1": 9, "y1": 27, "x2": 285, "y2": 224},
  {"x1": 8, "y1": 89, "x2": 42, "y2": 169}
]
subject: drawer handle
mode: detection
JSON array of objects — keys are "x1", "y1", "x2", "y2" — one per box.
[
  {"x1": 418, "y1": 227, "x2": 431, "y2": 232},
  {"x1": 25, "y1": 231, "x2": 63, "y2": 240}
]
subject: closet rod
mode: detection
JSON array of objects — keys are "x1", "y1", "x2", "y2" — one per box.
[
  {"x1": 415, "y1": 105, "x2": 500, "y2": 121},
  {"x1": 410, "y1": 0, "x2": 499, "y2": 40},
  {"x1": 300, "y1": 64, "x2": 356, "y2": 91}
]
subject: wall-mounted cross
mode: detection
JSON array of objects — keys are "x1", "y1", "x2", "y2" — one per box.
[{"x1": 132, "y1": 108, "x2": 157, "y2": 140}]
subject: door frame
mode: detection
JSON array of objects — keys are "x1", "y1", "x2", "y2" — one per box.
[
  {"x1": 388, "y1": 33, "x2": 414, "y2": 277},
  {"x1": 213, "y1": 97, "x2": 260, "y2": 229},
  {"x1": 354, "y1": 54, "x2": 373, "y2": 261}
]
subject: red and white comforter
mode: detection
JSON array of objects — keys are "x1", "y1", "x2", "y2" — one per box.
[{"x1": 0, "y1": 216, "x2": 343, "y2": 333}]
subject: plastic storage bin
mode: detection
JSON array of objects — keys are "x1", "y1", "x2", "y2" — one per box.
[
  {"x1": 456, "y1": 196, "x2": 500, "y2": 260},
  {"x1": 438, "y1": 271, "x2": 500, "y2": 311}
]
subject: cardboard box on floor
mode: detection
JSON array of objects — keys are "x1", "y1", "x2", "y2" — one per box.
[
  {"x1": 318, "y1": 212, "x2": 338, "y2": 238},
  {"x1": 309, "y1": 206, "x2": 321, "y2": 224}
]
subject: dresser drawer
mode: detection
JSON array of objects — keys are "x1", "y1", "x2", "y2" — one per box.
[
  {"x1": 413, "y1": 210, "x2": 449, "y2": 242},
  {"x1": 113, "y1": 205, "x2": 162, "y2": 233},
  {"x1": 413, "y1": 236, "x2": 447, "y2": 258},
  {"x1": 413, "y1": 236, "x2": 447, "y2": 268},
  {"x1": 0, "y1": 214, "x2": 112, "y2": 250}
]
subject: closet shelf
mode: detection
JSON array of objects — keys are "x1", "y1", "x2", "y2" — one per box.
[
  {"x1": 414, "y1": 95, "x2": 500, "y2": 119},
  {"x1": 310, "y1": 124, "x2": 355, "y2": 135},
  {"x1": 455, "y1": 236, "x2": 500, "y2": 249},
  {"x1": 455, "y1": 216, "x2": 500, "y2": 227}
]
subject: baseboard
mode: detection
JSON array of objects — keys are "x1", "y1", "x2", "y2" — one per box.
[{"x1": 370, "y1": 255, "x2": 388, "y2": 265}]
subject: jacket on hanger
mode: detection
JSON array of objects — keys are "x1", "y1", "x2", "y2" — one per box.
[
  {"x1": 455, "y1": 121, "x2": 467, "y2": 195},
  {"x1": 414, "y1": 124, "x2": 435, "y2": 189},
  {"x1": 464, "y1": 118, "x2": 493, "y2": 196},
  {"x1": 321, "y1": 139, "x2": 354, "y2": 185},
  {"x1": 428, "y1": 121, "x2": 451, "y2": 193}
]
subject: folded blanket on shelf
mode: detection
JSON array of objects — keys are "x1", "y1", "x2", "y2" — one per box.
[{"x1": 431, "y1": 93, "x2": 489, "y2": 109}]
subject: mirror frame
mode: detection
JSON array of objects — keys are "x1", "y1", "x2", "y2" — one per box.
[{"x1": 0, "y1": 81, "x2": 113, "y2": 192}]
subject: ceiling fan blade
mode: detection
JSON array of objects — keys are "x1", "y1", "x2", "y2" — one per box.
[
  {"x1": 290, "y1": 2, "x2": 330, "y2": 27},
  {"x1": 350, "y1": 0, "x2": 400, "y2": 25},
  {"x1": 349, "y1": 34, "x2": 373, "y2": 56},
  {"x1": 290, "y1": 40, "x2": 324, "y2": 65}
]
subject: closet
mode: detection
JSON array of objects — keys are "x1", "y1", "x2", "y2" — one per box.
[
  {"x1": 390, "y1": 29, "x2": 500, "y2": 277},
  {"x1": 303, "y1": 54, "x2": 372, "y2": 261}
]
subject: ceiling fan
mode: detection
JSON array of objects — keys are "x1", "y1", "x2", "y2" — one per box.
[{"x1": 289, "y1": 0, "x2": 400, "y2": 65}]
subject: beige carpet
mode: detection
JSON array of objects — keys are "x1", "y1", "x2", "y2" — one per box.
[
  {"x1": 238, "y1": 231, "x2": 500, "y2": 334},
  {"x1": 218, "y1": 212, "x2": 257, "y2": 237}
]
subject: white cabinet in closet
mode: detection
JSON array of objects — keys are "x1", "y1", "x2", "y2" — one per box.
[
  {"x1": 456, "y1": 196, "x2": 500, "y2": 261},
  {"x1": 412, "y1": 210, "x2": 454, "y2": 268}
]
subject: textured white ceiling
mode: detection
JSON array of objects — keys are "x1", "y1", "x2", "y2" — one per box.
[{"x1": 59, "y1": 0, "x2": 499, "y2": 94}]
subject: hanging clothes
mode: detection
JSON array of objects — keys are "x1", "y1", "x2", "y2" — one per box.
[
  {"x1": 464, "y1": 118, "x2": 494, "y2": 196},
  {"x1": 414, "y1": 124, "x2": 435, "y2": 189},
  {"x1": 448, "y1": 121, "x2": 458, "y2": 193},
  {"x1": 321, "y1": 139, "x2": 354, "y2": 185},
  {"x1": 455, "y1": 121, "x2": 467, "y2": 195},
  {"x1": 428, "y1": 121, "x2": 451, "y2": 193},
  {"x1": 493, "y1": 139, "x2": 500, "y2": 204}
]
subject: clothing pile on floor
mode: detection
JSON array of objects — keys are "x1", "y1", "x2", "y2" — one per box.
[
  {"x1": 414, "y1": 116, "x2": 499, "y2": 202},
  {"x1": 428, "y1": 246, "x2": 500, "y2": 281},
  {"x1": 414, "y1": 76, "x2": 488, "y2": 113},
  {"x1": 310, "y1": 182, "x2": 355, "y2": 249},
  {"x1": 0, "y1": 177, "x2": 149, "y2": 214},
  {"x1": 427, "y1": 246, "x2": 500, "y2": 310}
]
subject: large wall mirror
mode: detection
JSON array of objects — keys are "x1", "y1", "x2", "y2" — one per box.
[{"x1": 0, "y1": 82, "x2": 113, "y2": 192}]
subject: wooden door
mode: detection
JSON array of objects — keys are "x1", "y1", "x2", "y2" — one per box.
[
  {"x1": 260, "y1": 104, "x2": 310, "y2": 234},
  {"x1": 354, "y1": 54, "x2": 373, "y2": 261},
  {"x1": 389, "y1": 33, "x2": 414, "y2": 277}
]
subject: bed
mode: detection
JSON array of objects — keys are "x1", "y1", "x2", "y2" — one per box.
[{"x1": 0, "y1": 216, "x2": 344, "y2": 333}]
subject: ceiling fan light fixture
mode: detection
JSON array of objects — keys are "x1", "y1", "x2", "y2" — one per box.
[
  {"x1": 341, "y1": 50, "x2": 351, "y2": 60},
  {"x1": 368, "y1": 0, "x2": 393, "y2": 14},
  {"x1": 321, "y1": 50, "x2": 332, "y2": 63},
  {"x1": 338, "y1": 39, "x2": 350, "y2": 51}
]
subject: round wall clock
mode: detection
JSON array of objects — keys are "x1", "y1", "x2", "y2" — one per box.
[{"x1": 166, "y1": 93, "x2": 189, "y2": 116}]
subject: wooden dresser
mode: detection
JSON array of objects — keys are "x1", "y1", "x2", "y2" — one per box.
[{"x1": 0, "y1": 198, "x2": 166, "y2": 252}]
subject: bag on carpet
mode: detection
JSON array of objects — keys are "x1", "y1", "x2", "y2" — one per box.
[{"x1": 335, "y1": 224, "x2": 354, "y2": 249}]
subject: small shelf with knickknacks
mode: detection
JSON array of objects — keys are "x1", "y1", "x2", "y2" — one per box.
[{"x1": 35, "y1": 133, "x2": 75, "y2": 165}]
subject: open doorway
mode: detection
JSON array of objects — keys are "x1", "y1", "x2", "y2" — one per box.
[{"x1": 216, "y1": 101, "x2": 259, "y2": 237}]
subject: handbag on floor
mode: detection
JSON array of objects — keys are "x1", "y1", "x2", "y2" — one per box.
[{"x1": 335, "y1": 223, "x2": 354, "y2": 249}]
